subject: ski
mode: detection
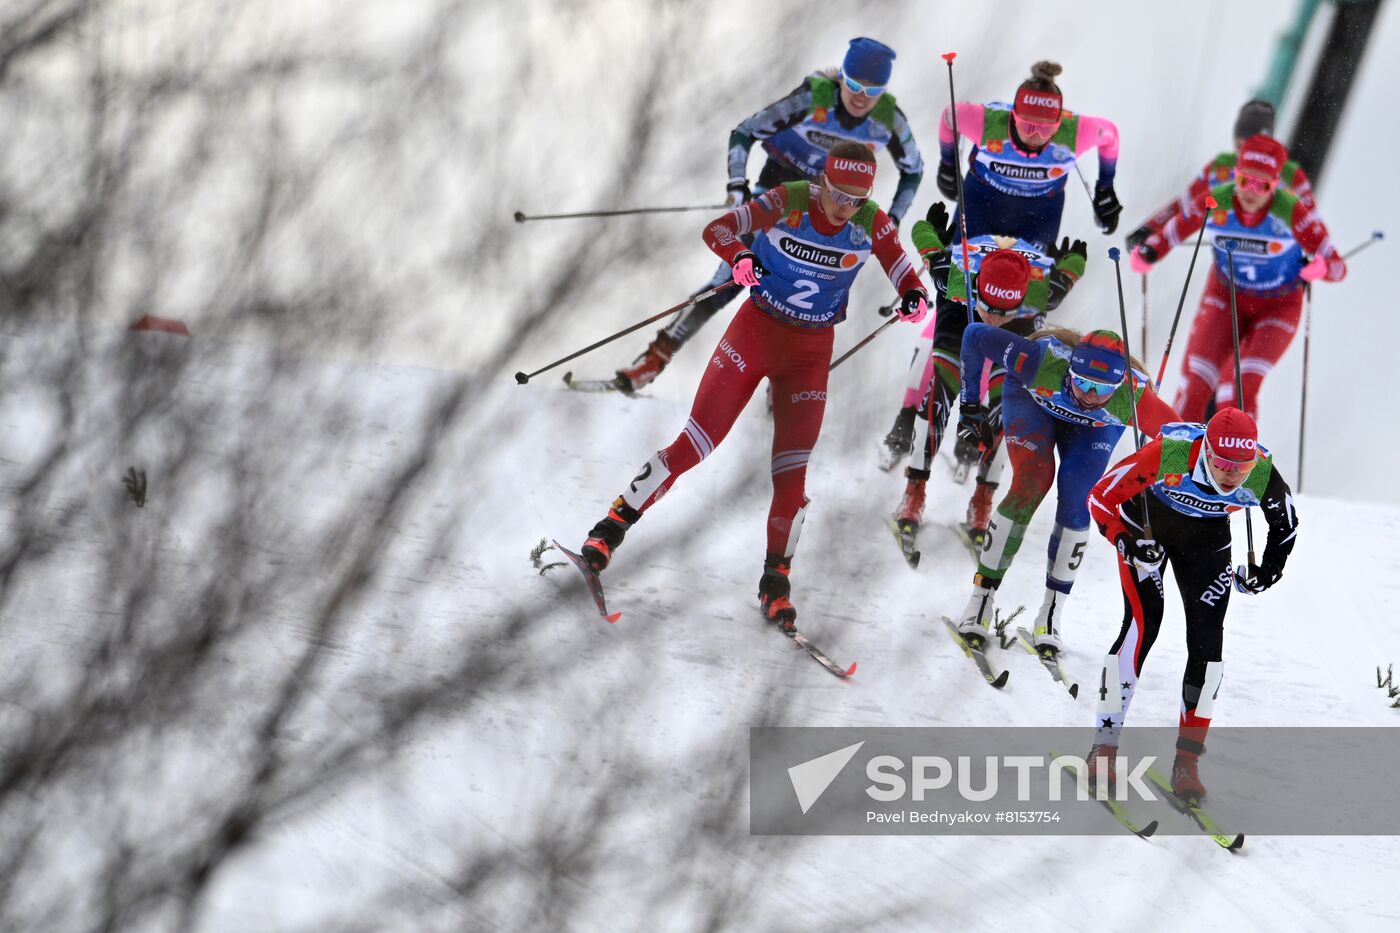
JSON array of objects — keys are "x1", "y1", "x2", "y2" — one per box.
[
  {"x1": 562, "y1": 371, "x2": 625, "y2": 393},
  {"x1": 1143, "y1": 766, "x2": 1245, "y2": 851},
  {"x1": 1050, "y1": 751, "x2": 1159, "y2": 839},
  {"x1": 942, "y1": 617, "x2": 1009, "y2": 688},
  {"x1": 886, "y1": 515, "x2": 921, "y2": 568},
  {"x1": 954, "y1": 521, "x2": 984, "y2": 558},
  {"x1": 784, "y1": 627, "x2": 858, "y2": 679},
  {"x1": 550, "y1": 538, "x2": 622, "y2": 622},
  {"x1": 1015, "y1": 626, "x2": 1080, "y2": 698}
]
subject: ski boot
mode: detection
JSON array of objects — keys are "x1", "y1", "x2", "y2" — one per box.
[
  {"x1": 758, "y1": 553, "x2": 797, "y2": 633},
  {"x1": 580, "y1": 499, "x2": 641, "y2": 573},
  {"x1": 1171, "y1": 739, "x2": 1207, "y2": 806},
  {"x1": 1031, "y1": 589, "x2": 1067, "y2": 655},
  {"x1": 893, "y1": 473, "x2": 927, "y2": 536},
  {"x1": 954, "y1": 578, "x2": 997, "y2": 648},
  {"x1": 878, "y1": 406, "x2": 916, "y2": 471},
  {"x1": 614, "y1": 330, "x2": 680, "y2": 394},
  {"x1": 1086, "y1": 743, "x2": 1118, "y2": 797},
  {"x1": 963, "y1": 479, "x2": 995, "y2": 548}
]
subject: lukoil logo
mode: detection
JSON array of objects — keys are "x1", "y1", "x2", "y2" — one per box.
[
  {"x1": 787, "y1": 744, "x2": 1161, "y2": 812},
  {"x1": 981, "y1": 282, "x2": 1023, "y2": 302},
  {"x1": 1021, "y1": 94, "x2": 1060, "y2": 109}
]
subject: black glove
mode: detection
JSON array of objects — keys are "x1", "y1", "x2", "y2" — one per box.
[
  {"x1": 1048, "y1": 236, "x2": 1088, "y2": 263},
  {"x1": 1125, "y1": 224, "x2": 1152, "y2": 253},
  {"x1": 898, "y1": 288, "x2": 929, "y2": 322},
  {"x1": 1047, "y1": 269, "x2": 1075, "y2": 311},
  {"x1": 954, "y1": 403, "x2": 991, "y2": 463},
  {"x1": 725, "y1": 180, "x2": 751, "y2": 208},
  {"x1": 927, "y1": 252, "x2": 952, "y2": 295},
  {"x1": 1233, "y1": 562, "x2": 1282, "y2": 595},
  {"x1": 1092, "y1": 184, "x2": 1123, "y2": 234},
  {"x1": 937, "y1": 161, "x2": 959, "y2": 200},
  {"x1": 1135, "y1": 242, "x2": 1160, "y2": 265},
  {"x1": 924, "y1": 201, "x2": 955, "y2": 245},
  {"x1": 1116, "y1": 533, "x2": 1165, "y2": 568}
]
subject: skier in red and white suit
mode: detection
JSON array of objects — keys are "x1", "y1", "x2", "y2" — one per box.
[
  {"x1": 576, "y1": 142, "x2": 928, "y2": 629},
  {"x1": 1131, "y1": 134, "x2": 1345, "y2": 422}
]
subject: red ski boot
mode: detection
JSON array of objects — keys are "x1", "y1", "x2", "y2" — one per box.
[
  {"x1": 614, "y1": 330, "x2": 680, "y2": 394},
  {"x1": 758, "y1": 553, "x2": 797, "y2": 633}
]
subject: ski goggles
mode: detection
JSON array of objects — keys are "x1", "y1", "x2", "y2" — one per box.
[
  {"x1": 1070, "y1": 373, "x2": 1121, "y2": 397},
  {"x1": 1204, "y1": 440, "x2": 1258, "y2": 476},
  {"x1": 1236, "y1": 172, "x2": 1278, "y2": 195},
  {"x1": 822, "y1": 174, "x2": 870, "y2": 208},
  {"x1": 1013, "y1": 113, "x2": 1062, "y2": 139},
  {"x1": 841, "y1": 72, "x2": 887, "y2": 98}
]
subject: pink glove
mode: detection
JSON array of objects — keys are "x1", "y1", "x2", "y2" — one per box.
[
  {"x1": 1129, "y1": 246, "x2": 1154, "y2": 276},
  {"x1": 731, "y1": 251, "x2": 764, "y2": 288},
  {"x1": 897, "y1": 289, "x2": 929, "y2": 324},
  {"x1": 1299, "y1": 255, "x2": 1328, "y2": 282}
]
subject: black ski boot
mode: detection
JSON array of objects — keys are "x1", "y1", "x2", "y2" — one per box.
[
  {"x1": 758, "y1": 553, "x2": 797, "y2": 633},
  {"x1": 580, "y1": 499, "x2": 641, "y2": 573}
]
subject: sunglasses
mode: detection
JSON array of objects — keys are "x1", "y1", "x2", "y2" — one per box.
[
  {"x1": 1070, "y1": 373, "x2": 1121, "y2": 397},
  {"x1": 822, "y1": 174, "x2": 870, "y2": 208},
  {"x1": 1236, "y1": 172, "x2": 1277, "y2": 195},
  {"x1": 841, "y1": 73, "x2": 887, "y2": 97}
]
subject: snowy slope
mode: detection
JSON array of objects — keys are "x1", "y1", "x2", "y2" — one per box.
[{"x1": 3, "y1": 317, "x2": 1396, "y2": 931}]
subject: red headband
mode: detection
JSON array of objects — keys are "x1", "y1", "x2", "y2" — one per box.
[
  {"x1": 1013, "y1": 86, "x2": 1063, "y2": 124},
  {"x1": 824, "y1": 155, "x2": 876, "y2": 194}
]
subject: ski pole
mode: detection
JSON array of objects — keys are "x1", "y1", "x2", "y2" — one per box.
[
  {"x1": 1298, "y1": 283, "x2": 1312, "y2": 492},
  {"x1": 830, "y1": 316, "x2": 900, "y2": 372},
  {"x1": 513, "y1": 203, "x2": 727, "y2": 223},
  {"x1": 942, "y1": 52, "x2": 976, "y2": 319},
  {"x1": 1152, "y1": 194, "x2": 1219, "y2": 391},
  {"x1": 1109, "y1": 247, "x2": 1153, "y2": 539},
  {"x1": 514, "y1": 283, "x2": 728, "y2": 384},
  {"x1": 1223, "y1": 244, "x2": 1257, "y2": 566},
  {"x1": 1293, "y1": 231, "x2": 1380, "y2": 489},
  {"x1": 1140, "y1": 274, "x2": 1149, "y2": 373},
  {"x1": 1342, "y1": 229, "x2": 1384, "y2": 260},
  {"x1": 1072, "y1": 161, "x2": 1096, "y2": 204}
]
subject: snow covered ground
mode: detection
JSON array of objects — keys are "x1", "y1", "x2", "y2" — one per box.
[{"x1": 3, "y1": 315, "x2": 1397, "y2": 931}]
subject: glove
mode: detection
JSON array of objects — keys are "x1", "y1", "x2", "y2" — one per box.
[
  {"x1": 1115, "y1": 533, "x2": 1165, "y2": 568},
  {"x1": 1047, "y1": 269, "x2": 1075, "y2": 311},
  {"x1": 1233, "y1": 562, "x2": 1282, "y2": 595},
  {"x1": 927, "y1": 251, "x2": 952, "y2": 295},
  {"x1": 924, "y1": 201, "x2": 955, "y2": 246},
  {"x1": 1129, "y1": 244, "x2": 1157, "y2": 275},
  {"x1": 937, "y1": 161, "x2": 959, "y2": 200},
  {"x1": 954, "y1": 403, "x2": 992, "y2": 463},
  {"x1": 897, "y1": 288, "x2": 929, "y2": 324},
  {"x1": 1048, "y1": 236, "x2": 1088, "y2": 264},
  {"x1": 725, "y1": 180, "x2": 751, "y2": 208},
  {"x1": 731, "y1": 251, "x2": 766, "y2": 288},
  {"x1": 1299, "y1": 255, "x2": 1328, "y2": 282},
  {"x1": 1124, "y1": 224, "x2": 1152, "y2": 253},
  {"x1": 1092, "y1": 184, "x2": 1123, "y2": 234}
]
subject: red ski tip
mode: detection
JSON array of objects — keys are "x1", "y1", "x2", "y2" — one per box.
[
  {"x1": 844, "y1": 661, "x2": 858, "y2": 677},
  {"x1": 1205, "y1": 194, "x2": 1218, "y2": 209},
  {"x1": 605, "y1": 610, "x2": 621, "y2": 623},
  {"x1": 942, "y1": 52, "x2": 957, "y2": 62}
]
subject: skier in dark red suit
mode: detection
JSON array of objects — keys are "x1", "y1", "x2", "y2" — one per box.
[
  {"x1": 1130, "y1": 134, "x2": 1345, "y2": 422},
  {"x1": 576, "y1": 142, "x2": 928, "y2": 630}
]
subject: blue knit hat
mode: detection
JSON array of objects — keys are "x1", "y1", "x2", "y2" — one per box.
[
  {"x1": 1070, "y1": 330, "x2": 1127, "y2": 386},
  {"x1": 843, "y1": 38, "x2": 896, "y2": 86}
]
